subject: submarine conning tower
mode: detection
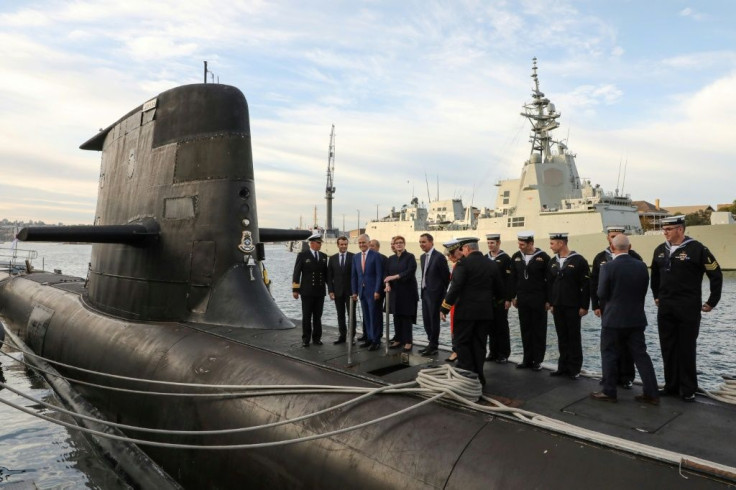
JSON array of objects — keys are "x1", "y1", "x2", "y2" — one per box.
[{"x1": 59, "y1": 84, "x2": 296, "y2": 329}]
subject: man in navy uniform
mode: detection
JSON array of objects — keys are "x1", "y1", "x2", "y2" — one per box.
[
  {"x1": 651, "y1": 215, "x2": 722, "y2": 402},
  {"x1": 485, "y1": 233, "x2": 512, "y2": 363},
  {"x1": 590, "y1": 226, "x2": 643, "y2": 389},
  {"x1": 419, "y1": 233, "x2": 450, "y2": 356},
  {"x1": 509, "y1": 232, "x2": 550, "y2": 371},
  {"x1": 547, "y1": 232, "x2": 590, "y2": 379},
  {"x1": 440, "y1": 237, "x2": 505, "y2": 386},
  {"x1": 292, "y1": 233, "x2": 328, "y2": 347},
  {"x1": 591, "y1": 234, "x2": 659, "y2": 404},
  {"x1": 327, "y1": 236, "x2": 354, "y2": 344}
]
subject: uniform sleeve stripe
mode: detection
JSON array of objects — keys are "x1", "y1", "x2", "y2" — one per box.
[
  {"x1": 441, "y1": 300, "x2": 453, "y2": 309},
  {"x1": 705, "y1": 262, "x2": 719, "y2": 271}
]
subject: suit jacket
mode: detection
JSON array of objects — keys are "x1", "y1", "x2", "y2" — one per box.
[
  {"x1": 597, "y1": 253, "x2": 649, "y2": 329},
  {"x1": 590, "y1": 248, "x2": 642, "y2": 311},
  {"x1": 385, "y1": 251, "x2": 419, "y2": 317},
  {"x1": 441, "y1": 251, "x2": 504, "y2": 320},
  {"x1": 420, "y1": 248, "x2": 450, "y2": 299},
  {"x1": 327, "y1": 251, "x2": 354, "y2": 297},
  {"x1": 292, "y1": 249, "x2": 328, "y2": 297},
  {"x1": 351, "y1": 249, "x2": 383, "y2": 297}
]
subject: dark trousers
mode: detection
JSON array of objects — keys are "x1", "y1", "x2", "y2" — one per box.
[
  {"x1": 455, "y1": 318, "x2": 490, "y2": 385},
  {"x1": 421, "y1": 289, "x2": 442, "y2": 348},
  {"x1": 394, "y1": 315, "x2": 413, "y2": 345},
  {"x1": 301, "y1": 295, "x2": 324, "y2": 343},
  {"x1": 601, "y1": 327, "x2": 659, "y2": 398},
  {"x1": 518, "y1": 304, "x2": 547, "y2": 365},
  {"x1": 552, "y1": 306, "x2": 583, "y2": 375},
  {"x1": 488, "y1": 303, "x2": 510, "y2": 359},
  {"x1": 334, "y1": 294, "x2": 356, "y2": 339},
  {"x1": 359, "y1": 292, "x2": 382, "y2": 344},
  {"x1": 658, "y1": 302, "x2": 701, "y2": 396},
  {"x1": 615, "y1": 337, "x2": 636, "y2": 383}
]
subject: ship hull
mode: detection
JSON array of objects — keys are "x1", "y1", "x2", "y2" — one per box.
[{"x1": 1, "y1": 272, "x2": 732, "y2": 488}]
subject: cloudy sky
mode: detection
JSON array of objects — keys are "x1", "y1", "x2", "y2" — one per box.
[{"x1": 1, "y1": 1, "x2": 734, "y2": 229}]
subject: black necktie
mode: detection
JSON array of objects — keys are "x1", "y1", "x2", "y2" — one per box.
[{"x1": 340, "y1": 254, "x2": 344, "y2": 269}]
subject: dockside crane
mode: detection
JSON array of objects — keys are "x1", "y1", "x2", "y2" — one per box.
[{"x1": 325, "y1": 124, "x2": 337, "y2": 237}]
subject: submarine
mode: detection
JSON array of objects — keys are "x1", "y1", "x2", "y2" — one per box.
[{"x1": 1, "y1": 83, "x2": 735, "y2": 489}]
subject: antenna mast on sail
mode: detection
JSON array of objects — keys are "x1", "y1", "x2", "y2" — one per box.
[{"x1": 325, "y1": 124, "x2": 336, "y2": 236}]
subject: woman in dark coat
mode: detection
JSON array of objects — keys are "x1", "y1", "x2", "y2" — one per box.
[{"x1": 383, "y1": 236, "x2": 419, "y2": 352}]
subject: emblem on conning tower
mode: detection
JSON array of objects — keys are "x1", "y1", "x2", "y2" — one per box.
[{"x1": 238, "y1": 230, "x2": 255, "y2": 254}]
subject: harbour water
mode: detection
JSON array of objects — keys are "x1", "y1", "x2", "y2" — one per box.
[{"x1": 0, "y1": 242, "x2": 733, "y2": 487}]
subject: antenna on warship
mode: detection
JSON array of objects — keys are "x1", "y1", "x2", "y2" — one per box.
[{"x1": 325, "y1": 124, "x2": 336, "y2": 236}]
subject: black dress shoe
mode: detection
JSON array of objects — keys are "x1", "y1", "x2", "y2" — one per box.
[
  {"x1": 658, "y1": 387, "x2": 677, "y2": 396},
  {"x1": 359, "y1": 341, "x2": 372, "y2": 348},
  {"x1": 333, "y1": 338, "x2": 346, "y2": 345},
  {"x1": 620, "y1": 380, "x2": 633, "y2": 389},
  {"x1": 313, "y1": 340, "x2": 323, "y2": 345},
  {"x1": 516, "y1": 363, "x2": 530, "y2": 369},
  {"x1": 357, "y1": 336, "x2": 367, "y2": 342},
  {"x1": 485, "y1": 355, "x2": 494, "y2": 362},
  {"x1": 569, "y1": 372, "x2": 580, "y2": 380},
  {"x1": 590, "y1": 391, "x2": 617, "y2": 403},
  {"x1": 549, "y1": 370, "x2": 566, "y2": 377},
  {"x1": 368, "y1": 343, "x2": 380, "y2": 351},
  {"x1": 531, "y1": 363, "x2": 542, "y2": 371},
  {"x1": 682, "y1": 393, "x2": 696, "y2": 402},
  {"x1": 302, "y1": 342, "x2": 310, "y2": 347},
  {"x1": 495, "y1": 358, "x2": 508, "y2": 364},
  {"x1": 634, "y1": 394, "x2": 660, "y2": 406},
  {"x1": 423, "y1": 348, "x2": 438, "y2": 356}
]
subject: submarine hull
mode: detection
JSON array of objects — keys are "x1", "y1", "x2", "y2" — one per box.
[{"x1": 1, "y1": 273, "x2": 731, "y2": 489}]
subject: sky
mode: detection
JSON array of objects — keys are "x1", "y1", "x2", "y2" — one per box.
[{"x1": 1, "y1": 0, "x2": 735, "y2": 230}]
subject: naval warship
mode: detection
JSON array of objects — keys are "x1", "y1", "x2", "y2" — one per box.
[
  {"x1": 329, "y1": 59, "x2": 736, "y2": 269},
  {"x1": 1, "y1": 82, "x2": 736, "y2": 489}
]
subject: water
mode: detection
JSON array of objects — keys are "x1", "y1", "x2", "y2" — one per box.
[{"x1": 1, "y1": 242, "x2": 734, "y2": 486}]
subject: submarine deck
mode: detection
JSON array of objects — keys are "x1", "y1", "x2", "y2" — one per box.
[
  {"x1": 4, "y1": 271, "x2": 736, "y2": 484},
  {"x1": 226, "y1": 321, "x2": 736, "y2": 471}
]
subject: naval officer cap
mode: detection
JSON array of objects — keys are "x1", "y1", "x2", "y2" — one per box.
[
  {"x1": 455, "y1": 236, "x2": 479, "y2": 247},
  {"x1": 549, "y1": 232, "x2": 569, "y2": 240},
  {"x1": 606, "y1": 226, "x2": 626, "y2": 233},
  {"x1": 661, "y1": 215, "x2": 686, "y2": 226},
  {"x1": 485, "y1": 233, "x2": 501, "y2": 240},
  {"x1": 442, "y1": 238, "x2": 461, "y2": 252},
  {"x1": 307, "y1": 233, "x2": 323, "y2": 242},
  {"x1": 517, "y1": 231, "x2": 535, "y2": 242}
]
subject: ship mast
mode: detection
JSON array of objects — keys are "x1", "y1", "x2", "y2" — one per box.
[
  {"x1": 523, "y1": 57, "x2": 560, "y2": 162},
  {"x1": 325, "y1": 124, "x2": 336, "y2": 236}
]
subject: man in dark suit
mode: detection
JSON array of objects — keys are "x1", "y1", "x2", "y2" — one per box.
[
  {"x1": 327, "y1": 236, "x2": 354, "y2": 344},
  {"x1": 590, "y1": 226, "x2": 644, "y2": 389},
  {"x1": 591, "y1": 234, "x2": 659, "y2": 404},
  {"x1": 419, "y1": 233, "x2": 450, "y2": 355},
  {"x1": 292, "y1": 233, "x2": 328, "y2": 347},
  {"x1": 351, "y1": 234, "x2": 383, "y2": 351},
  {"x1": 440, "y1": 237, "x2": 505, "y2": 386}
]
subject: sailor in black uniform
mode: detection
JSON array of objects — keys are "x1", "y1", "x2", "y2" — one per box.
[
  {"x1": 509, "y1": 232, "x2": 550, "y2": 371},
  {"x1": 485, "y1": 233, "x2": 512, "y2": 363},
  {"x1": 590, "y1": 226, "x2": 643, "y2": 389},
  {"x1": 292, "y1": 233, "x2": 328, "y2": 347},
  {"x1": 651, "y1": 215, "x2": 723, "y2": 401},
  {"x1": 440, "y1": 237, "x2": 504, "y2": 386},
  {"x1": 547, "y1": 232, "x2": 590, "y2": 379}
]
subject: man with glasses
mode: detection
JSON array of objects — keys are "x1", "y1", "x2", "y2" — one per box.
[
  {"x1": 351, "y1": 234, "x2": 384, "y2": 351},
  {"x1": 651, "y1": 215, "x2": 722, "y2": 402}
]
